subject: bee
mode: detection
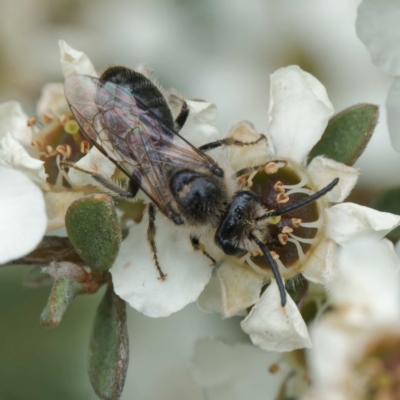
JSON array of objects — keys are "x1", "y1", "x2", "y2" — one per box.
[{"x1": 63, "y1": 66, "x2": 338, "y2": 307}]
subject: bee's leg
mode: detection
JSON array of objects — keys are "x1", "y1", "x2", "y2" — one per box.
[
  {"x1": 60, "y1": 161, "x2": 139, "y2": 199},
  {"x1": 198, "y1": 134, "x2": 267, "y2": 152},
  {"x1": 190, "y1": 235, "x2": 216, "y2": 266},
  {"x1": 147, "y1": 203, "x2": 167, "y2": 280}
]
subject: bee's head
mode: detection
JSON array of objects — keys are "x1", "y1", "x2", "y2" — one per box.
[{"x1": 214, "y1": 191, "x2": 268, "y2": 256}]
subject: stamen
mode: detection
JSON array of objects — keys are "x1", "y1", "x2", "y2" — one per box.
[
  {"x1": 247, "y1": 170, "x2": 258, "y2": 186},
  {"x1": 59, "y1": 114, "x2": 69, "y2": 125},
  {"x1": 281, "y1": 168, "x2": 309, "y2": 190},
  {"x1": 55, "y1": 154, "x2": 75, "y2": 189},
  {"x1": 250, "y1": 234, "x2": 286, "y2": 307},
  {"x1": 41, "y1": 113, "x2": 54, "y2": 124},
  {"x1": 276, "y1": 193, "x2": 289, "y2": 203},
  {"x1": 285, "y1": 188, "x2": 313, "y2": 196},
  {"x1": 80, "y1": 140, "x2": 91, "y2": 154},
  {"x1": 300, "y1": 218, "x2": 323, "y2": 229},
  {"x1": 270, "y1": 251, "x2": 280, "y2": 259},
  {"x1": 27, "y1": 116, "x2": 37, "y2": 127},
  {"x1": 274, "y1": 181, "x2": 285, "y2": 193},
  {"x1": 278, "y1": 234, "x2": 288, "y2": 245},
  {"x1": 291, "y1": 218, "x2": 302, "y2": 228},
  {"x1": 289, "y1": 233, "x2": 318, "y2": 245},
  {"x1": 281, "y1": 226, "x2": 293, "y2": 234},
  {"x1": 265, "y1": 162, "x2": 278, "y2": 175},
  {"x1": 287, "y1": 238, "x2": 306, "y2": 262},
  {"x1": 32, "y1": 139, "x2": 45, "y2": 151}
]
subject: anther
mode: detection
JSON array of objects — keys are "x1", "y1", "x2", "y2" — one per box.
[
  {"x1": 268, "y1": 364, "x2": 280, "y2": 374},
  {"x1": 27, "y1": 116, "x2": 37, "y2": 127},
  {"x1": 80, "y1": 140, "x2": 90, "y2": 154},
  {"x1": 274, "y1": 181, "x2": 285, "y2": 193},
  {"x1": 251, "y1": 247, "x2": 263, "y2": 257},
  {"x1": 59, "y1": 114, "x2": 69, "y2": 125},
  {"x1": 277, "y1": 193, "x2": 289, "y2": 203},
  {"x1": 247, "y1": 180, "x2": 253, "y2": 188},
  {"x1": 291, "y1": 218, "x2": 302, "y2": 228},
  {"x1": 270, "y1": 251, "x2": 280, "y2": 260},
  {"x1": 41, "y1": 113, "x2": 54, "y2": 124},
  {"x1": 32, "y1": 139, "x2": 44, "y2": 150},
  {"x1": 282, "y1": 226, "x2": 293, "y2": 234},
  {"x1": 45, "y1": 145, "x2": 57, "y2": 157},
  {"x1": 278, "y1": 233, "x2": 288, "y2": 245},
  {"x1": 265, "y1": 162, "x2": 278, "y2": 175}
]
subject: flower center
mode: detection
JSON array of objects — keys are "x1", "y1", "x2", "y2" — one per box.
[
  {"x1": 32, "y1": 114, "x2": 90, "y2": 189},
  {"x1": 355, "y1": 334, "x2": 400, "y2": 399},
  {"x1": 239, "y1": 160, "x2": 326, "y2": 279}
]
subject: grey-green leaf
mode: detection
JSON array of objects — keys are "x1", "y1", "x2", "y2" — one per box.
[
  {"x1": 307, "y1": 103, "x2": 379, "y2": 166},
  {"x1": 40, "y1": 277, "x2": 85, "y2": 327},
  {"x1": 66, "y1": 194, "x2": 121, "y2": 270},
  {"x1": 89, "y1": 284, "x2": 129, "y2": 400},
  {"x1": 371, "y1": 187, "x2": 400, "y2": 240}
]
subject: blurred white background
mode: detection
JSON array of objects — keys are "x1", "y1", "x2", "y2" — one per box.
[{"x1": 0, "y1": 1, "x2": 398, "y2": 399}]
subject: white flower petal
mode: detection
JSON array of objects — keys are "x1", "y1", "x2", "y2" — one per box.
[
  {"x1": 356, "y1": 0, "x2": 400, "y2": 75},
  {"x1": 386, "y1": 76, "x2": 400, "y2": 152},
  {"x1": 326, "y1": 203, "x2": 400, "y2": 245},
  {"x1": 178, "y1": 100, "x2": 221, "y2": 147},
  {"x1": 68, "y1": 146, "x2": 115, "y2": 187},
  {"x1": 241, "y1": 279, "x2": 312, "y2": 352},
  {"x1": 330, "y1": 235, "x2": 400, "y2": 325},
  {"x1": 0, "y1": 101, "x2": 33, "y2": 146},
  {"x1": 110, "y1": 214, "x2": 212, "y2": 317},
  {"x1": 36, "y1": 83, "x2": 69, "y2": 118},
  {"x1": 0, "y1": 167, "x2": 47, "y2": 264},
  {"x1": 301, "y1": 238, "x2": 337, "y2": 285},
  {"x1": 217, "y1": 261, "x2": 264, "y2": 318},
  {"x1": 268, "y1": 66, "x2": 334, "y2": 164},
  {"x1": 307, "y1": 156, "x2": 359, "y2": 203},
  {"x1": 307, "y1": 316, "x2": 361, "y2": 396},
  {"x1": 189, "y1": 338, "x2": 286, "y2": 400},
  {"x1": 224, "y1": 121, "x2": 270, "y2": 171},
  {"x1": 197, "y1": 275, "x2": 223, "y2": 314},
  {"x1": 0, "y1": 132, "x2": 47, "y2": 185},
  {"x1": 59, "y1": 40, "x2": 97, "y2": 78},
  {"x1": 44, "y1": 191, "x2": 84, "y2": 230}
]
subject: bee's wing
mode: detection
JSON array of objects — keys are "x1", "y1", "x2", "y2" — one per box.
[{"x1": 64, "y1": 74, "x2": 219, "y2": 216}]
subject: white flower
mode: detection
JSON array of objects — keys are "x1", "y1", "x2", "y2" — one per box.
[
  {"x1": 189, "y1": 337, "x2": 309, "y2": 400},
  {"x1": 197, "y1": 66, "x2": 400, "y2": 353},
  {"x1": 0, "y1": 40, "x2": 95, "y2": 263},
  {"x1": 305, "y1": 235, "x2": 400, "y2": 400},
  {"x1": 356, "y1": 0, "x2": 400, "y2": 152}
]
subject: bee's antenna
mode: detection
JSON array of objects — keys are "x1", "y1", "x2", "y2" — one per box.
[
  {"x1": 250, "y1": 234, "x2": 286, "y2": 307},
  {"x1": 257, "y1": 177, "x2": 339, "y2": 220}
]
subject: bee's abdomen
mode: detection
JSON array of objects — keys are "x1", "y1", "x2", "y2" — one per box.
[{"x1": 100, "y1": 66, "x2": 175, "y2": 131}]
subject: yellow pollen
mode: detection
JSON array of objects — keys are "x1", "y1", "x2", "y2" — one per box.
[
  {"x1": 277, "y1": 193, "x2": 289, "y2": 203},
  {"x1": 65, "y1": 120, "x2": 80, "y2": 135},
  {"x1": 27, "y1": 116, "x2": 36, "y2": 127},
  {"x1": 264, "y1": 162, "x2": 278, "y2": 175},
  {"x1": 268, "y1": 214, "x2": 281, "y2": 225}
]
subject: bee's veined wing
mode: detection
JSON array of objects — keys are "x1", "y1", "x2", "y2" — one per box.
[{"x1": 64, "y1": 74, "x2": 219, "y2": 217}]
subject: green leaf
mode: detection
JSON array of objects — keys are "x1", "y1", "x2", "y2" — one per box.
[
  {"x1": 89, "y1": 284, "x2": 129, "y2": 400},
  {"x1": 307, "y1": 103, "x2": 379, "y2": 166},
  {"x1": 66, "y1": 194, "x2": 121, "y2": 270},
  {"x1": 371, "y1": 187, "x2": 400, "y2": 240},
  {"x1": 40, "y1": 277, "x2": 85, "y2": 327}
]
